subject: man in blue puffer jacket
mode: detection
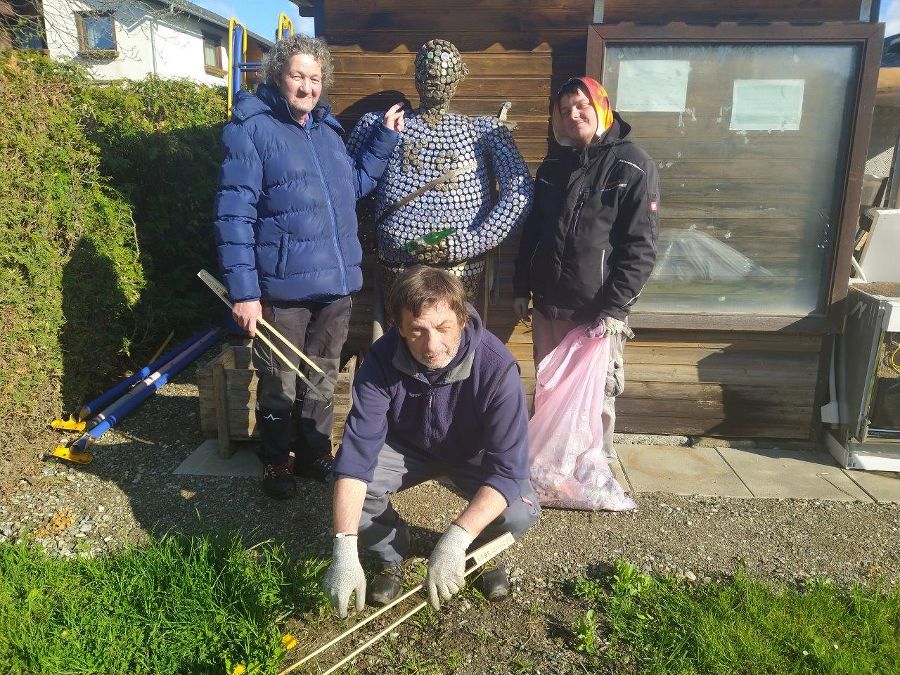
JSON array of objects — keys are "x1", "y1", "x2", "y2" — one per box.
[{"x1": 214, "y1": 35, "x2": 405, "y2": 499}]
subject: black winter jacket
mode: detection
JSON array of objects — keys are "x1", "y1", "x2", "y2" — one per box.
[{"x1": 513, "y1": 113, "x2": 659, "y2": 323}]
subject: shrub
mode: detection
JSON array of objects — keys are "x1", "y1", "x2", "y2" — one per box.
[
  {"x1": 0, "y1": 51, "x2": 144, "y2": 425},
  {"x1": 0, "y1": 51, "x2": 227, "y2": 430}
]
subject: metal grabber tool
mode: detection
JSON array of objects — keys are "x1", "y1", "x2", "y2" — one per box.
[
  {"x1": 197, "y1": 270, "x2": 336, "y2": 405},
  {"x1": 278, "y1": 531, "x2": 515, "y2": 675}
]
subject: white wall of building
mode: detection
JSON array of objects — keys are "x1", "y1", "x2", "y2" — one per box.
[{"x1": 41, "y1": 0, "x2": 227, "y2": 85}]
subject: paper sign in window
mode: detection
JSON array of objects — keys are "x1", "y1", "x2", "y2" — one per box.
[
  {"x1": 616, "y1": 60, "x2": 690, "y2": 112},
  {"x1": 730, "y1": 79, "x2": 805, "y2": 131}
]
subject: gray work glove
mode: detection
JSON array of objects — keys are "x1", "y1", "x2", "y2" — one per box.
[
  {"x1": 323, "y1": 535, "x2": 366, "y2": 618},
  {"x1": 425, "y1": 523, "x2": 474, "y2": 610},
  {"x1": 587, "y1": 316, "x2": 634, "y2": 340},
  {"x1": 512, "y1": 297, "x2": 530, "y2": 322}
]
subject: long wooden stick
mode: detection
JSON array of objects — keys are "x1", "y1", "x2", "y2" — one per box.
[
  {"x1": 197, "y1": 270, "x2": 332, "y2": 402},
  {"x1": 277, "y1": 532, "x2": 515, "y2": 675},
  {"x1": 197, "y1": 270, "x2": 336, "y2": 386}
]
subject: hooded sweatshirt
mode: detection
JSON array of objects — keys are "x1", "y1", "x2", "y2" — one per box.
[{"x1": 333, "y1": 306, "x2": 530, "y2": 506}]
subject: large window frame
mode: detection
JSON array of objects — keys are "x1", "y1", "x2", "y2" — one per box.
[
  {"x1": 587, "y1": 23, "x2": 882, "y2": 332},
  {"x1": 202, "y1": 32, "x2": 225, "y2": 76},
  {"x1": 75, "y1": 10, "x2": 117, "y2": 58}
]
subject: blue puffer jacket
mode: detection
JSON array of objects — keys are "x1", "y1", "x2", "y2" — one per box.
[{"x1": 214, "y1": 84, "x2": 400, "y2": 303}]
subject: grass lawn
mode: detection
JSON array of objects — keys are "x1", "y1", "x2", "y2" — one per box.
[
  {"x1": 0, "y1": 534, "x2": 329, "y2": 675},
  {"x1": 569, "y1": 560, "x2": 900, "y2": 675},
  {"x1": 5, "y1": 537, "x2": 898, "y2": 675}
]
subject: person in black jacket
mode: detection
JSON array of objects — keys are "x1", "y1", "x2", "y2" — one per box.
[{"x1": 512, "y1": 76, "x2": 659, "y2": 458}]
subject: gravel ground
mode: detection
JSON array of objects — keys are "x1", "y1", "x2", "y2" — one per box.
[{"x1": 2, "y1": 362, "x2": 899, "y2": 674}]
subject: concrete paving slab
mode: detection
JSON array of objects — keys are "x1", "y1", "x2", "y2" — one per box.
[
  {"x1": 617, "y1": 445, "x2": 751, "y2": 497},
  {"x1": 174, "y1": 439, "x2": 263, "y2": 477},
  {"x1": 718, "y1": 448, "x2": 872, "y2": 502},
  {"x1": 843, "y1": 470, "x2": 900, "y2": 503}
]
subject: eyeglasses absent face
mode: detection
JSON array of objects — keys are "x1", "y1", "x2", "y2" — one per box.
[{"x1": 558, "y1": 89, "x2": 599, "y2": 148}]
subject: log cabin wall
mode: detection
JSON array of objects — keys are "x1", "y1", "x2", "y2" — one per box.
[
  {"x1": 321, "y1": 0, "x2": 874, "y2": 440},
  {"x1": 600, "y1": 0, "x2": 870, "y2": 24}
]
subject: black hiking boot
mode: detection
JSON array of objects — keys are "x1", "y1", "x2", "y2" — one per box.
[
  {"x1": 368, "y1": 566, "x2": 403, "y2": 606},
  {"x1": 262, "y1": 462, "x2": 296, "y2": 500},
  {"x1": 293, "y1": 454, "x2": 334, "y2": 484},
  {"x1": 475, "y1": 561, "x2": 510, "y2": 602}
]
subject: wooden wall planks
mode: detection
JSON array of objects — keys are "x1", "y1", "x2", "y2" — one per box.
[
  {"x1": 322, "y1": 0, "x2": 840, "y2": 440},
  {"x1": 601, "y1": 0, "x2": 866, "y2": 24}
]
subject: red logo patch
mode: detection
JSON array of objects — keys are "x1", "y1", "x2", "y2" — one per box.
[{"x1": 649, "y1": 199, "x2": 658, "y2": 213}]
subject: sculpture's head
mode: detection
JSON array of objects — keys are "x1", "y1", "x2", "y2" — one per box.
[{"x1": 415, "y1": 39, "x2": 468, "y2": 109}]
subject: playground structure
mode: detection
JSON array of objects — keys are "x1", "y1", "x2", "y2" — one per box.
[{"x1": 227, "y1": 12, "x2": 296, "y2": 118}]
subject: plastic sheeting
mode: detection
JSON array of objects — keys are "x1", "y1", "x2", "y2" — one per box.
[
  {"x1": 651, "y1": 229, "x2": 774, "y2": 282},
  {"x1": 528, "y1": 329, "x2": 636, "y2": 511}
]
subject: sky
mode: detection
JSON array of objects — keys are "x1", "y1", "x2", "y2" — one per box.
[
  {"x1": 884, "y1": 0, "x2": 900, "y2": 36},
  {"x1": 190, "y1": 0, "x2": 314, "y2": 40}
]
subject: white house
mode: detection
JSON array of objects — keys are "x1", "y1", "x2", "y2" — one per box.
[{"x1": 37, "y1": 0, "x2": 272, "y2": 84}]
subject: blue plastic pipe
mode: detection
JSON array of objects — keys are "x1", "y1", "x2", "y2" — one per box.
[
  {"x1": 71, "y1": 327, "x2": 222, "y2": 452},
  {"x1": 230, "y1": 23, "x2": 244, "y2": 97},
  {"x1": 78, "y1": 330, "x2": 211, "y2": 420}
]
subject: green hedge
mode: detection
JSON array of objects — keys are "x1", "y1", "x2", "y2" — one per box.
[{"x1": 0, "y1": 52, "x2": 227, "y2": 429}]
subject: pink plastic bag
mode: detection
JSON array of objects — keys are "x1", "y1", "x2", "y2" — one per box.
[{"x1": 528, "y1": 328, "x2": 636, "y2": 511}]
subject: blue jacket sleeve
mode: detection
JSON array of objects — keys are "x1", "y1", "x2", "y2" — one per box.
[
  {"x1": 213, "y1": 122, "x2": 263, "y2": 302},
  {"x1": 479, "y1": 360, "x2": 531, "y2": 506},
  {"x1": 350, "y1": 118, "x2": 400, "y2": 199},
  {"x1": 333, "y1": 350, "x2": 391, "y2": 483}
]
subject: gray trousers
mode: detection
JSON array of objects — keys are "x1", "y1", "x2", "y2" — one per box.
[
  {"x1": 252, "y1": 296, "x2": 352, "y2": 465},
  {"x1": 358, "y1": 439, "x2": 541, "y2": 570},
  {"x1": 531, "y1": 310, "x2": 626, "y2": 459}
]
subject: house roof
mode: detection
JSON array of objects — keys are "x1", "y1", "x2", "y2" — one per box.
[
  {"x1": 146, "y1": 1, "x2": 275, "y2": 48},
  {"x1": 883, "y1": 33, "x2": 900, "y2": 68}
]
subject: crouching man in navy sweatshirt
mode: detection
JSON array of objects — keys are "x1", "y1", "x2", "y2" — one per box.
[{"x1": 323, "y1": 266, "x2": 540, "y2": 616}]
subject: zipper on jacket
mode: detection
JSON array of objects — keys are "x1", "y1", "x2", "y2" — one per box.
[
  {"x1": 570, "y1": 190, "x2": 588, "y2": 235},
  {"x1": 600, "y1": 249, "x2": 606, "y2": 289},
  {"x1": 423, "y1": 386, "x2": 434, "y2": 451},
  {"x1": 302, "y1": 123, "x2": 349, "y2": 295}
]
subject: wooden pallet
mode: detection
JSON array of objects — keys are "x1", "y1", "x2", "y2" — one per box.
[{"x1": 198, "y1": 344, "x2": 357, "y2": 458}]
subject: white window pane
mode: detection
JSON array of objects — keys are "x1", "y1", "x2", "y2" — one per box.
[
  {"x1": 203, "y1": 41, "x2": 218, "y2": 66},
  {"x1": 84, "y1": 15, "x2": 114, "y2": 50},
  {"x1": 605, "y1": 43, "x2": 859, "y2": 316}
]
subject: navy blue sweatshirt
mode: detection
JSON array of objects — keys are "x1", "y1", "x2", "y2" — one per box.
[{"x1": 334, "y1": 307, "x2": 530, "y2": 506}]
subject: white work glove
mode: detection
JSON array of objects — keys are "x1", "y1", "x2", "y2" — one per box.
[
  {"x1": 586, "y1": 316, "x2": 634, "y2": 339},
  {"x1": 425, "y1": 523, "x2": 474, "y2": 610},
  {"x1": 512, "y1": 297, "x2": 530, "y2": 321},
  {"x1": 322, "y1": 535, "x2": 366, "y2": 618}
]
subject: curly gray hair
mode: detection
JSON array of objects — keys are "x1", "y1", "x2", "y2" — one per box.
[{"x1": 260, "y1": 34, "x2": 334, "y2": 90}]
